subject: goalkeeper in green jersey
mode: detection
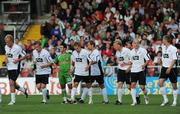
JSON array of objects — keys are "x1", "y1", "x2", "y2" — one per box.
[{"x1": 54, "y1": 44, "x2": 72, "y2": 104}]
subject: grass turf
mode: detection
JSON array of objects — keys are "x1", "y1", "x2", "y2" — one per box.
[{"x1": 0, "y1": 95, "x2": 179, "y2": 114}]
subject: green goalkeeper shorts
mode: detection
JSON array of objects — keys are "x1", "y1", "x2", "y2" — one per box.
[{"x1": 59, "y1": 73, "x2": 72, "y2": 85}]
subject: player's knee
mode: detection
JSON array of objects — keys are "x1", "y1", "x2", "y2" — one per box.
[
  {"x1": 14, "y1": 84, "x2": 20, "y2": 89},
  {"x1": 158, "y1": 80, "x2": 163, "y2": 87},
  {"x1": 73, "y1": 82, "x2": 79, "y2": 88},
  {"x1": 131, "y1": 83, "x2": 136, "y2": 88},
  {"x1": 140, "y1": 85, "x2": 145, "y2": 91},
  {"x1": 118, "y1": 83, "x2": 123, "y2": 89},
  {"x1": 61, "y1": 84, "x2": 65, "y2": 89},
  {"x1": 126, "y1": 85, "x2": 131, "y2": 90},
  {"x1": 41, "y1": 85, "x2": 46, "y2": 89},
  {"x1": 99, "y1": 84, "x2": 105, "y2": 89},
  {"x1": 86, "y1": 83, "x2": 92, "y2": 88},
  {"x1": 67, "y1": 84, "x2": 72, "y2": 89},
  {"x1": 9, "y1": 80, "x2": 15, "y2": 86},
  {"x1": 172, "y1": 83, "x2": 177, "y2": 90}
]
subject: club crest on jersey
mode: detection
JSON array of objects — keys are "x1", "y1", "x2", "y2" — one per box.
[
  {"x1": 7, "y1": 53, "x2": 13, "y2": 58},
  {"x1": 119, "y1": 57, "x2": 124, "y2": 61},
  {"x1": 133, "y1": 56, "x2": 139, "y2": 60},
  {"x1": 163, "y1": 54, "x2": 169, "y2": 58},
  {"x1": 76, "y1": 58, "x2": 82, "y2": 62},
  {"x1": 36, "y1": 58, "x2": 43, "y2": 62}
]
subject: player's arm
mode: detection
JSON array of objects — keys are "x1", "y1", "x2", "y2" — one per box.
[
  {"x1": 126, "y1": 51, "x2": 132, "y2": 73},
  {"x1": 4, "y1": 56, "x2": 8, "y2": 64},
  {"x1": 142, "y1": 49, "x2": 150, "y2": 70},
  {"x1": 13, "y1": 48, "x2": 27, "y2": 64},
  {"x1": 41, "y1": 52, "x2": 53, "y2": 68},
  {"x1": 88, "y1": 54, "x2": 99, "y2": 66},
  {"x1": 53, "y1": 55, "x2": 59, "y2": 69},
  {"x1": 166, "y1": 48, "x2": 178, "y2": 74},
  {"x1": 70, "y1": 54, "x2": 75, "y2": 75},
  {"x1": 85, "y1": 54, "x2": 98, "y2": 71}
]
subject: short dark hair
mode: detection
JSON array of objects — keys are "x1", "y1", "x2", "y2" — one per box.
[
  {"x1": 62, "y1": 43, "x2": 67, "y2": 48},
  {"x1": 74, "y1": 42, "x2": 81, "y2": 47},
  {"x1": 34, "y1": 41, "x2": 41, "y2": 46},
  {"x1": 88, "y1": 40, "x2": 95, "y2": 47}
]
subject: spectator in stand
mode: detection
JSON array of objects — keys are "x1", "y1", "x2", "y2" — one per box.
[
  {"x1": 70, "y1": 30, "x2": 80, "y2": 42},
  {"x1": 21, "y1": 54, "x2": 34, "y2": 77},
  {"x1": 51, "y1": 26, "x2": 62, "y2": 40},
  {"x1": 35, "y1": 0, "x2": 180, "y2": 77},
  {"x1": 25, "y1": 40, "x2": 33, "y2": 53},
  {"x1": 101, "y1": 43, "x2": 113, "y2": 58}
]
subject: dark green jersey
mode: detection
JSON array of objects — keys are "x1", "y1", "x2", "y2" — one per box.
[{"x1": 54, "y1": 53, "x2": 71, "y2": 73}]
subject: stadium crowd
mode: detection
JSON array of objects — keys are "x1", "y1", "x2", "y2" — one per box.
[{"x1": 14, "y1": 0, "x2": 180, "y2": 77}]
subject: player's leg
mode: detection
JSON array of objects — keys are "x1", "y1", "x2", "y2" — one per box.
[
  {"x1": 130, "y1": 73, "x2": 138, "y2": 106},
  {"x1": 88, "y1": 77, "x2": 94, "y2": 104},
  {"x1": 61, "y1": 84, "x2": 67, "y2": 104},
  {"x1": 36, "y1": 82, "x2": 43, "y2": 103},
  {"x1": 70, "y1": 75, "x2": 80, "y2": 104},
  {"x1": 116, "y1": 82, "x2": 124, "y2": 105},
  {"x1": 116, "y1": 69, "x2": 126, "y2": 105},
  {"x1": 8, "y1": 79, "x2": 16, "y2": 105},
  {"x1": 65, "y1": 74, "x2": 72, "y2": 96},
  {"x1": 98, "y1": 76, "x2": 109, "y2": 104},
  {"x1": 171, "y1": 83, "x2": 178, "y2": 106},
  {"x1": 169, "y1": 69, "x2": 178, "y2": 106},
  {"x1": 139, "y1": 71, "x2": 149, "y2": 104},
  {"x1": 40, "y1": 75, "x2": 49, "y2": 104},
  {"x1": 126, "y1": 72, "x2": 131, "y2": 91},
  {"x1": 14, "y1": 69, "x2": 28, "y2": 98},
  {"x1": 140, "y1": 85, "x2": 149, "y2": 104},
  {"x1": 158, "y1": 67, "x2": 168, "y2": 106},
  {"x1": 59, "y1": 74, "x2": 67, "y2": 103},
  {"x1": 126, "y1": 73, "x2": 132, "y2": 101},
  {"x1": 0, "y1": 87, "x2": 2, "y2": 103},
  {"x1": 41, "y1": 83, "x2": 48, "y2": 104},
  {"x1": 36, "y1": 75, "x2": 42, "y2": 92},
  {"x1": 62, "y1": 74, "x2": 72, "y2": 104},
  {"x1": 14, "y1": 82, "x2": 28, "y2": 98},
  {"x1": 79, "y1": 77, "x2": 91, "y2": 103},
  {"x1": 8, "y1": 70, "x2": 18, "y2": 105}
]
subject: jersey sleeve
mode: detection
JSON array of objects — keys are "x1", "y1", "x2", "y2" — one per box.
[
  {"x1": 17, "y1": 45, "x2": 26, "y2": 57},
  {"x1": 72, "y1": 51, "x2": 76, "y2": 62},
  {"x1": 20, "y1": 49, "x2": 26, "y2": 57},
  {"x1": 32, "y1": 51, "x2": 36, "y2": 62},
  {"x1": 90, "y1": 51, "x2": 100, "y2": 62},
  {"x1": 143, "y1": 49, "x2": 150, "y2": 61},
  {"x1": 172, "y1": 47, "x2": 178, "y2": 60},
  {"x1": 5, "y1": 45, "x2": 8, "y2": 55},
  {"x1": 126, "y1": 49, "x2": 131, "y2": 60},
  {"x1": 45, "y1": 51, "x2": 53, "y2": 63},
  {"x1": 129, "y1": 50, "x2": 133, "y2": 62}
]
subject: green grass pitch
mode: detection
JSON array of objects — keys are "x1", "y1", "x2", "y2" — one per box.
[{"x1": 0, "y1": 95, "x2": 179, "y2": 114}]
